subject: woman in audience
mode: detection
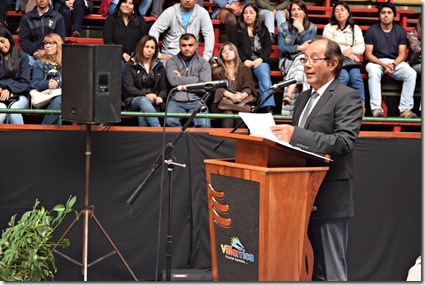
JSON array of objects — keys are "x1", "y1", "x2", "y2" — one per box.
[
  {"x1": 103, "y1": 0, "x2": 148, "y2": 97},
  {"x1": 407, "y1": 14, "x2": 421, "y2": 74},
  {"x1": 124, "y1": 35, "x2": 167, "y2": 127},
  {"x1": 32, "y1": 33, "x2": 63, "y2": 125},
  {"x1": 230, "y1": 3, "x2": 274, "y2": 114},
  {"x1": 277, "y1": 0, "x2": 316, "y2": 110},
  {"x1": 211, "y1": 41, "x2": 257, "y2": 128},
  {"x1": 323, "y1": 1, "x2": 366, "y2": 115},
  {"x1": 255, "y1": 0, "x2": 289, "y2": 45},
  {"x1": 0, "y1": 26, "x2": 31, "y2": 124}
]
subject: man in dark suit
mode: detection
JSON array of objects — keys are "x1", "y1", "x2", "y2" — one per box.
[{"x1": 271, "y1": 38, "x2": 363, "y2": 281}]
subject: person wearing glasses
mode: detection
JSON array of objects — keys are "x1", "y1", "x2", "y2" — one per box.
[
  {"x1": 31, "y1": 33, "x2": 63, "y2": 125},
  {"x1": 0, "y1": 26, "x2": 31, "y2": 124},
  {"x1": 271, "y1": 38, "x2": 363, "y2": 281}
]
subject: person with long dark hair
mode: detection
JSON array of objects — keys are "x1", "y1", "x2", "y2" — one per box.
[
  {"x1": 103, "y1": 0, "x2": 148, "y2": 97},
  {"x1": 31, "y1": 33, "x2": 63, "y2": 125},
  {"x1": 211, "y1": 42, "x2": 257, "y2": 128},
  {"x1": 0, "y1": 26, "x2": 31, "y2": 124},
  {"x1": 124, "y1": 35, "x2": 168, "y2": 127},
  {"x1": 323, "y1": 1, "x2": 365, "y2": 115},
  {"x1": 230, "y1": 3, "x2": 274, "y2": 113},
  {"x1": 277, "y1": 0, "x2": 316, "y2": 110}
]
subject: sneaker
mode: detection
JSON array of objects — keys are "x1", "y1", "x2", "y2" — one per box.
[
  {"x1": 400, "y1": 109, "x2": 417, "y2": 118},
  {"x1": 372, "y1": 109, "x2": 384, "y2": 118},
  {"x1": 72, "y1": 31, "x2": 81, "y2": 37}
]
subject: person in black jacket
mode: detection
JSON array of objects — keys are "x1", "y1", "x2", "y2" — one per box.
[
  {"x1": 0, "y1": 26, "x2": 31, "y2": 124},
  {"x1": 18, "y1": 0, "x2": 66, "y2": 66},
  {"x1": 229, "y1": 3, "x2": 275, "y2": 113},
  {"x1": 53, "y1": 0, "x2": 94, "y2": 37},
  {"x1": 103, "y1": 0, "x2": 148, "y2": 98},
  {"x1": 124, "y1": 35, "x2": 168, "y2": 127}
]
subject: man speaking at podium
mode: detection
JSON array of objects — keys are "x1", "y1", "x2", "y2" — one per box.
[{"x1": 271, "y1": 38, "x2": 363, "y2": 281}]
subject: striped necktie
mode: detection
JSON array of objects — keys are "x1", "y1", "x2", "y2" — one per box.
[{"x1": 298, "y1": 91, "x2": 319, "y2": 128}]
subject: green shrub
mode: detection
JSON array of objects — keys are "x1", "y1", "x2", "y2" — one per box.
[{"x1": 0, "y1": 196, "x2": 78, "y2": 281}]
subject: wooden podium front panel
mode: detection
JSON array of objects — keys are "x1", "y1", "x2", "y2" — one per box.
[{"x1": 205, "y1": 159, "x2": 328, "y2": 281}]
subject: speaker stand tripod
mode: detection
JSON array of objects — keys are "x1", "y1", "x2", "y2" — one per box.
[{"x1": 51, "y1": 124, "x2": 138, "y2": 281}]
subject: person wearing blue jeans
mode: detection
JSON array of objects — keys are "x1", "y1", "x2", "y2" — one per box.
[
  {"x1": 364, "y1": 2, "x2": 417, "y2": 118},
  {"x1": 256, "y1": 0, "x2": 289, "y2": 44},
  {"x1": 230, "y1": 3, "x2": 275, "y2": 113},
  {"x1": 339, "y1": 67, "x2": 365, "y2": 102},
  {"x1": 166, "y1": 100, "x2": 211, "y2": 128},
  {"x1": 165, "y1": 33, "x2": 212, "y2": 128},
  {"x1": 0, "y1": 97, "x2": 29, "y2": 124},
  {"x1": 124, "y1": 35, "x2": 168, "y2": 127},
  {"x1": 252, "y1": 62, "x2": 274, "y2": 110},
  {"x1": 138, "y1": 0, "x2": 153, "y2": 15},
  {"x1": 42, "y1": 96, "x2": 62, "y2": 125}
]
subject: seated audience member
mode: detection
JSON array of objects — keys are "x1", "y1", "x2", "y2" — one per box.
[
  {"x1": 277, "y1": 0, "x2": 315, "y2": 112},
  {"x1": 165, "y1": 33, "x2": 211, "y2": 128},
  {"x1": 255, "y1": 0, "x2": 289, "y2": 45},
  {"x1": 211, "y1": 42, "x2": 257, "y2": 128},
  {"x1": 53, "y1": 0, "x2": 93, "y2": 37},
  {"x1": 31, "y1": 33, "x2": 63, "y2": 125},
  {"x1": 103, "y1": 0, "x2": 148, "y2": 97},
  {"x1": 364, "y1": 2, "x2": 417, "y2": 118},
  {"x1": 148, "y1": 0, "x2": 214, "y2": 62},
  {"x1": 124, "y1": 35, "x2": 168, "y2": 127},
  {"x1": 407, "y1": 14, "x2": 421, "y2": 74},
  {"x1": 18, "y1": 0, "x2": 66, "y2": 66},
  {"x1": 230, "y1": 3, "x2": 274, "y2": 113},
  {"x1": 323, "y1": 1, "x2": 366, "y2": 115},
  {"x1": 150, "y1": 0, "x2": 203, "y2": 17},
  {"x1": 0, "y1": 27, "x2": 31, "y2": 124},
  {"x1": 211, "y1": 0, "x2": 246, "y2": 43}
]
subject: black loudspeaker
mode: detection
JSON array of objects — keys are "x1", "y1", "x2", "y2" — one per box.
[{"x1": 61, "y1": 44, "x2": 122, "y2": 124}]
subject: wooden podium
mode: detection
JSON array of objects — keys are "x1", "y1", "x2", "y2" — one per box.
[{"x1": 205, "y1": 131, "x2": 329, "y2": 281}]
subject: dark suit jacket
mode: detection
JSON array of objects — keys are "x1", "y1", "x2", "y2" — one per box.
[{"x1": 290, "y1": 78, "x2": 363, "y2": 219}]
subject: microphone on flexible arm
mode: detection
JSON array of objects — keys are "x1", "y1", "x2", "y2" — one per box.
[
  {"x1": 264, "y1": 78, "x2": 298, "y2": 92},
  {"x1": 177, "y1": 80, "x2": 228, "y2": 92}
]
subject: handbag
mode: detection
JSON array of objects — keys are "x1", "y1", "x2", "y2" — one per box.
[
  {"x1": 30, "y1": 88, "x2": 61, "y2": 109},
  {"x1": 407, "y1": 49, "x2": 421, "y2": 66},
  {"x1": 342, "y1": 57, "x2": 362, "y2": 69},
  {"x1": 217, "y1": 95, "x2": 256, "y2": 112},
  {"x1": 342, "y1": 31, "x2": 362, "y2": 69}
]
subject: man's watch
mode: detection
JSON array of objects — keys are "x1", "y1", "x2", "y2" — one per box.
[{"x1": 392, "y1": 62, "x2": 396, "y2": 68}]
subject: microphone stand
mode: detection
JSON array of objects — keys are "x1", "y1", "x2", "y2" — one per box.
[
  {"x1": 127, "y1": 90, "x2": 211, "y2": 205},
  {"x1": 126, "y1": 90, "x2": 212, "y2": 281},
  {"x1": 213, "y1": 88, "x2": 277, "y2": 151}
]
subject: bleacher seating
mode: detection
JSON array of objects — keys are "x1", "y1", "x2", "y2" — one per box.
[{"x1": 6, "y1": 0, "x2": 422, "y2": 120}]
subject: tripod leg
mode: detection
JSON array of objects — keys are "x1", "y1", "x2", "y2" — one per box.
[{"x1": 91, "y1": 213, "x2": 139, "y2": 281}]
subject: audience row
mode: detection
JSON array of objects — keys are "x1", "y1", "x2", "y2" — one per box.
[{"x1": 0, "y1": 0, "x2": 421, "y2": 125}]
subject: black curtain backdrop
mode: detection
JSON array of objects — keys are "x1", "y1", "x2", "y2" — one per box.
[{"x1": 0, "y1": 130, "x2": 421, "y2": 281}]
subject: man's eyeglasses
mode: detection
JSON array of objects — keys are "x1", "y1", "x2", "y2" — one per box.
[
  {"x1": 300, "y1": 57, "x2": 329, "y2": 64},
  {"x1": 43, "y1": 41, "x2": 57, "y2": 47}
]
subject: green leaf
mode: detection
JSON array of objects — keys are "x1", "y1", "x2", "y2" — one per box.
[{"x1": 52, "y1": 204, "x2": 65, "y2": 212}]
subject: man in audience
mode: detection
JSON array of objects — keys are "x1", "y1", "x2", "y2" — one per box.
[
  {"x1": 53, "y1": 0, "x2": 94, "y2": 37},
  {"x1": 148, "y1": 0, "x2": 214, "y2": 62},
  {"x1": 364, "y1": 2, "x2": 417, "y2": 118},
  {"x1": 150, "y1": 0, "x2": 203, "y2": 18},
  {"x1": 19, "y1": 0, "x2": 66, "y2": 66},
  {"x1": 165, "y1": 33, "x2": 211, "y2": 128}
]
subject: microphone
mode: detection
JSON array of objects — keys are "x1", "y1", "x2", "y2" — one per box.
[
  {"x1": 266, "y1": 78, "x2": 298, "y2": 91},
  {"x1": 177, "y1": 80, "x2": 228, "y2": 92}
]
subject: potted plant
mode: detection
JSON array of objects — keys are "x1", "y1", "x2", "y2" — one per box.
[{"x1": 0, "y1": 195, "x2": 78, "y2": 281}]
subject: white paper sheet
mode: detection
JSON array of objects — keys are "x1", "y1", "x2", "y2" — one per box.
[{"x1": 238, "y1": 112, "x2": 331, "y2": 161}]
